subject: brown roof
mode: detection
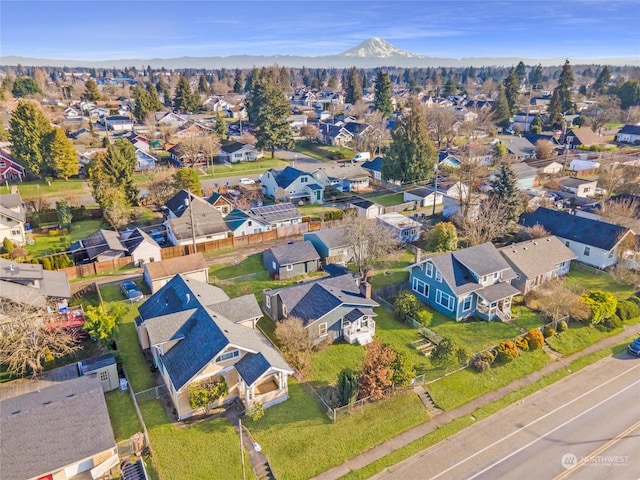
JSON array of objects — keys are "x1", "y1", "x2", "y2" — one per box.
[
  {"x1": 566, "y1": 127, "x2": 605, "y2": 146},
  {"x1": 144, "y1": 253, "x2": 208, "y2": 281}
]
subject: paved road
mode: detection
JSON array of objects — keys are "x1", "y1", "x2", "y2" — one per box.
[{"x1": 373, "y1": 354, "x2": 640, "y2": 480}]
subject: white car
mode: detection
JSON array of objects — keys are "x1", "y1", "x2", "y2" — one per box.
[{"x1": 238, "y1": 178, "x2": 255, "y2": 185}]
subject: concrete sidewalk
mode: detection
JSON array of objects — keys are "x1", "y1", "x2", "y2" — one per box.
[{"x1": 311, "y1": 324, "x2": 639, "y2": 480}]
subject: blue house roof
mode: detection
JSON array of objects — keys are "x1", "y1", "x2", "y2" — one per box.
[
  {"x1": 520, "y1": 207, "x2": 629, "y2": 251},
  {"x1": 272, "y1": 166, "x2": 308, "y2": 189},
  {"x1": 362, "y1": 157, "x2": 383, "y2": 172},
  {"x1": 235, "y1": 352, "x2": 270, "y2": 387},
  {"x1": 224, "y1": 208, "x2": 251, "y2": 231}
]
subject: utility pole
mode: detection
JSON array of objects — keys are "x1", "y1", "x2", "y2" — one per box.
[
  {"x1": 188, "y1": 189, "x2": 197, "y2": 254},
  {"x1": 432, "y1": 164, "x2": 438, "y2": 216},
  {"x1": 239, "y1": 418, "x2": 246, "y2": 480}
]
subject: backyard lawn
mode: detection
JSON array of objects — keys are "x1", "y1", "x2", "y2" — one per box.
[
  {"x1": 368, "y1": 247, "x2": 414, "y2": 290},
  {"x1": 209, "y1": 253, "x2": 267, "y2": 281},
  {"x1": 295, "y1": 140, "x2": 354, "y2": 161},
  {"x1": 113, "y1": 303, "x2": 155, "y2": 392},
  {"x1": 432, "y1": 319, "x2": 522, "y2": 353},
  {"x1": 360, "y1": 191, "x2": 405, "y2": 207},
  {"x1": 426, "y1": 349, "x2": 551, "y2": 411},
  {"x1": 544, "y1": 321, "x2": 629, "y2": 355},
  {"x1": 247, "y1": 381, "x2": 429, "y2": 480},
  {"x1": 2, "y1": 177, "x2": 92, "y2": 201},
  {"x1": 26, "y1": 219, "x2": 104, "y2": 258},
  {"x1": 566, "y1": 263, "x2": 636, "y2": 299},
  {"x1": 202, "y1": 157, "x2": 287, "y2": 178},
  {"x1": 105, "y1": 389, "x2": 142, "y2": 442}
]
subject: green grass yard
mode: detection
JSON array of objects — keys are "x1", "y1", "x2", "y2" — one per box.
[
  {"x1": 26, "y1": 219, "x2": 104, "y2": 258},
  {"x1": 105, "y1": 389, "x2": 142, "y2": 442},
  {"x1": 543, "y1": 317, "x2": 640, "y2": 355},
  {"x1": 360, "y1": 191, "x2": 405, "y2": 207},
  {"x1": 114, "y1": 303, "x2": 155, "y2": 392},
  {"x1": 2, "y1": 178, "x2": 92, "y2": 201},
  {"x1": 511, "y1": 306, "x2": 546, "y2": 331},
  {"x1": 294, "y1": 141, "x2": 354, "y2": 161},
  {"x1": 209, "y1": 253, "x2": 267, "y2": 280},
  {"x1": 247, "y1": 381, "x2": 429, "y2": 480},
  {"x1": 566, "y1": 263, "x2": 636, "y2": 299},
  {"x1": 432, "y1": 320, "x2": 522, "y2": 353},
  {"x1": 202, "y1": 157, "x2": 287, "y2": 178}
]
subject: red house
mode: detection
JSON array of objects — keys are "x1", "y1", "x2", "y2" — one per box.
[{"x1": 0, "y1": 148, "x2": 26, "y2": 182}]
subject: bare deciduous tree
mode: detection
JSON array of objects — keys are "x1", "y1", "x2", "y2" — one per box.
[
  {"x1": 535, "y1": 139, "x2": 556, "y2": 160},
  {"x1": 426, "y1": 107, "x2": 456, "y2": 149},
  {"x1": 147, "y1": 169, "x2": 177, "y2": 206},
  {"x1": 343, "y1": 213, "x2": 398, "y2": 281},
  {"x1": 455, "y1": 196, "x2": 510, "y2": 246},
  {"x1": 352, "y1": 112, "x2": 389, "y2": 156},
  {"x1": 524, "y1": 279, "x2": 590, "y2": 328},
  {"x1": 300, "y1": 124, "x2": 320, "y2": 142},
  {"x1": 274, "y1": 316, "x2": 312, "y2": 376},
  {"x1": 0, "y1": 300, "x2": 81, "y2": 377},
  {"x1": 600, "y1": 196, "x2": 640, "y2": 225}
]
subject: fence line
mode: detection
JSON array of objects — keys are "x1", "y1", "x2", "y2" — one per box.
[{"x1": 134, "y1": 385, "x2": 168, "y2": 403}]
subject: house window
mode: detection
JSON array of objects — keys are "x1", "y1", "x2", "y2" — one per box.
[
  {"x1": 300, "y1": 176, "x2": 308, "y2": 183},
  {"x1": 584, "y1": 246, "x2": 591, "y2": 257},
  {"x1": 481, "y1": 275, "x2": 487, "y2": 283},
  {"x1": 265, "y1": 295, "x2": 271, "y2": 308},
  {"x1": 412, "y1": 277, "x2": 429, "y2": 297},
  {"x1": 10, "y1": 229, "x2": 21, "y2": 236},
  {"x1": 216, "y1": 349, "x2": 240, "y2": 362},
  {"x1": 436, "y1": 290, "x2": 455, "y2": 311},
  {"x1": 426, "y1": 263, "x2": 433, "y2": 277},
  {"x1": 341, "y1": 318, "x2": 349, "y2": 329},
  {"x1": 286, "y1": 264, "x2": 293, "y2": 271},
  {"x1": 319, "y1": 323, "x2": 327, "y2": 336},
  {"x1": 608, "y1": 250, "x2": 614, "y2": 258},
  {"x1": 272, "y1": 261, "x2": 277, "y2": 271},
  {"x1": 462, "y1": 296, "x2": 472, "y2": 311},
  {"x1": 0, "y1": 161, "x2": 5, "y2": 168},
  {"x1": 283, "y1": 305, "x2": 288, "y2": 317},
  {"x1": 99, "y1": 371, "x2": 109, "y2": 382},
  {"x1": 493, "y1": 272, "x2": 499, "y2": 280},
  {"x1": 435, "y1": 271, "x2": 442, "y2": 283},
  {"x1": 565, "y1": 241, "x2": 570, "y2": 247}
]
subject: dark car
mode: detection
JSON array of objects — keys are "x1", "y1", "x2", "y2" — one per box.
[
  {"x1": 120, "y1": 280, "x2": 144, "y2": 302},
  {"x1": 628, "y1": 337, "x2": 640, "y2": 356}
]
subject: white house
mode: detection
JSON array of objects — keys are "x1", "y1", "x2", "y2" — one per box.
[
  {"x1": 261, "y1": 166, "x2": 325, "y2": 204},
  {"x1": 348, "y1": 197, "x2": 384, "y2": 219},
  {"x1": 376, "y1": 212, "x2": 422, "y2": 243},
  {"x1": 616, "y1": 124, "x2": 640, "y2": 144},
  {"x1": 121, "y1": 228, "x2": 162, "y2": 266},
  {"x1": 219, "y1": 142, "x2": 263, "y2": 163},
  {"x1": 403, "y1": 186, "x2": 444, "y2": 208},
  {"x1": 0, "y1": 193, "x2": 26, "y2": 246},
  {"x1": 559, "y1": 177, "x2": 598, "y2": 198}
]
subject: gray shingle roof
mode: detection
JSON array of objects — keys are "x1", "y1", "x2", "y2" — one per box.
[
  {"x1": 305, "y1": 227, "x2": 349, "y2": 249},
  {"x1": 82, "y1": 229, "x2": 127, "y2": 260},
  {"x1": 452, "y1": 243, "x2": 514, "y2": 278},
  {"x1": 235, "y1": 352, "x2": 270, "y2": 387},
  {"x1": 499, "y1": 236, "x2": 577, "y2": 279},
  {"x1": 0, "y1": 376, "x2": 116, "y2": 480},
  {"x1": 267, "y1": 241, "x2": 320, "y2": 266},
  {"x1": 476, "y1": 281, "x2": 521, "y2": 302},
  {"x1": 122, "y1": 227, "x2": 159, "y2": 252},
  {"x1": 208, "y1": 294, "x2": 263, "y2": 323},
  {"x1": 166, "y1": 195, "x2": 229, "y2": 241},
  {"x1": 0, "y1": 259, "x2": 71, "y2": 300}
]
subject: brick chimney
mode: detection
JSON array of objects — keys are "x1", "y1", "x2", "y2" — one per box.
[
  {"x1": 360, "y1": 281, "x2": 371, "y2": 299},
  {"x1": 414, "y1": 247, "x2": 422, "y2": 264}
]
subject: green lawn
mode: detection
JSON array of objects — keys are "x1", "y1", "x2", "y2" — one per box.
[
  {"x1": 247, "y1": 381, "x2": 429, "y2": 480},
  {"x1": 310, "y1": 342, "x2": 364, "y2": 388},
  {"x1": 511, "y1": 306, "x2": 546, "y2": 331},
  {"x1": 545, "y1": 322, "x2": 626, "y2": 355},
  {"x1": 105, "y1": 389, "x2": 142, "y2": 442},
  {"x1": 294, "y1": 140, "x2": 354, "y2": 161},
  {"x1": 114, "y1": 304, "x2": 155, "y2": 392},
  {"x1": 361, "y1": 192, "x2": 404, "y2": 207},
  {"x1": 432, "y1": 319, "x2": 522, "y2": 353},
  {"x1": 140, "y1": 400, "x2": 250, "y2": 480},
  {"x1": 427, "y1": 349, "x2": 551, "y2": 411},
  {"x1": 297, "y1": 204, "x2": 344, "y2": 219},
  {"x1": 27, "y1": 219, "x2": 104, "y2": 258},
  {"x1": 202, "y1": 157, "x2": 287, "y2": 178},
  {"x1": 566, "y1": 263, "x2": 636, "y2": 300},
  {"x1": 368, "y1": 247, "x2": 414, "y2": 290},
  {"x1": 2, "y1": 177, "x2": 92, "y2": 201},
  {"x1": 209, "y1": 253, "x2": 267, "y2": 280}
]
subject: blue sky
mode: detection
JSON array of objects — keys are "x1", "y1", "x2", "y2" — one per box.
[{"x1": 2, "y1": 1, "x2": 639, "y2": 60}]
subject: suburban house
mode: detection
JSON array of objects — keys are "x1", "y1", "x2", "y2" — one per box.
[
  {"x1": 616, "y1": 124, "x2": 640, "y2": 144},
  {"x1": 155, "y1": 111, "x2": 188, "y2": 127},
  {"x1": 322, "y1": 122, "x2": 372, "y2": 146},
  {"x1": 218, "y1": 142, "x2": 263, "y2": 163},
  {"x1": 167, "y1": 143, "x2": 204, "y2": 168},
  {"x1": 403, "y1": 186, "x2": 444, "y2": 208},
  {"x1": 348, "y1": 197, "x2": 384, "y2": 219},
  {"x1": 510, "y1": 162, "x2": 538, "y2": 189},
  {"x1": 303, "y1": 227, "x2": 354, "y2": 264},
  {"x1": 103, "y1": 115, "x2": 133, "y2": 131},
  {"x1": 559, "y1": 177, "x2": 598, "y2": 198},
  {"x1": 287, "y1": 114, "x2": 308, "y2": 130},
  {"x1": 121, "y1": 228, "x2": 162, "y2": 266},
  {"x1": 0, "y1": 258, "x2": 71, "y2": 310},
  {"x1": 563, "y1": 127, "x2": 606, "y2": 149},
  {"x1": 377, "y1": 212, "x2": 422, "y2": 243},
  {"x1": 224, "y1": 208, "x2": 269, "y2": 237},
  {"x1": 499, "y1": 236, "x2": 577, "y2": 294},
  {"x1": 520, "y1": 207, "x2": 636, "y2": 269},
  {"x1": 407, "y1": 243, "x2": 520, "y2": 321},
  {"x1": 263, "y1": 241, "x2": 321, "y2": 279},
  {"x1": 524, "y1": 157, "x2": 564, "y2": 175},
  {"x1": 263, "y1": 269, "x2": 379, "y2": 345},
  {"x1": 0, "y1": 375, "x2": 118, "y2": 480},
  {"x1": 143, "y1": 252, "x2": 209, "y2": 294},
  {"x1": 0, "y1": 149, "x2": 26, "y2": 182},
  {"x1": 135, "y1": 149, "x2": 156, "y2": 171},
  {"x1": 362, "y1": 157, "x2": 383, "y2": 181},
  {"x1": 261, "y1": 166, "x2": 325, "y2": 204},
  {"x1": 73, "y1": 229, "x2": 128, "y2": 263},
  {"x1": 511, "y1": 112, "x2": 537, "y2": 132},
  {"x1": 500, "y1": 136, "x2": 535, "y2": 160},
  {"x1": 208, "y1": 193, "x2": 235, "y2": 217},
  {"x1": 175, "y1": 122, "x2": 212, "y2": 138},
  {"x1": 0, "y1": 193, "x2": 26, "y2": 246},
  {"x1": 136, "y1": 274, "x2": 292, "y2": 419},
  {"x1": 163, "y1": 190, "x2": 230, "y2": 246},
  {"x1": 250, "y1": 203, "x2": 303, "y2": 229}
]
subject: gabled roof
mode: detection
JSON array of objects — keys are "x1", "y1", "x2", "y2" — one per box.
[
  {"x1": 140, "y1": 275, "x2": 291, "y2": 390},
  {"x1": 362, "y1": 157, "x2": 383, "y2": 173},
  {"x1": 565, "y1": 127, "x2": 604, "y2": 146},
  {"x1": 510, "y1": 161, "x2": 538, "y2": 179},
  {"x1": 269, "y1": 166, "x2": 309, "y2": 189},
  {"x1": 0, "y1": 376, "x2": 115, "y2": 480},
  {"x1": 221, "y1": 141, "x2": 254, "y2": 154},
  {"x1": 617, "y1": 124, "x2": 640, "y2": 136},
  {"x1": 342, "y1": 122, "x2": 370, "y2": 135},
  {"x1": 165, "y1": 194, "x2": 229, "y2": 240},
  {"x1": 348, "y1": 197, "x2": 376, "y2": 209},
  {"x1": 144, "y1": 253, "x2": 208, "y2": 281},
  {"x1": 121, "y1": 227, "x2": 159, "y2": 252},
  {"x1": 520, "y1": 207, "x2": 631, "y2": 251},
  {"x1": 81, "y1": 229, "x2": 127, "y2": 260},
  {"x1": 0, "y1": 258, "x2": 71, "y2": 300},
  {"x1": 305, "y1": 227, "x2": 349, "y2": 249},
  {"x1": 0, "y1": 193, "x2": 26, "y2": 223},
  {"x1": 268, "y1": 272, "x2": 378, "y2": 326},
  {"x1": 499, "y1": 236, "x2": 577, "y2": 279},
  {"x1": 250, "y1": 203, "x2": 302, "y2": 223},
  {"x1": 224, "y1": 208, "x2": 252, "y2": 231},
  {"x1": 235, "y1": 352, "x2": 271, "y2": 387},
  {"x1": 501, "y1": 136, "x2": 535, "y2": 157},
  {"x1": 266, "y1": 241, "x2": 320, "y2": 266},
  {"x1": 208, "y1": 192, "x2": 234, "y2": 207}
]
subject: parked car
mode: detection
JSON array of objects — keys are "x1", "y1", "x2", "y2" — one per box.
[
  {"x1": 238, "y1": 178, "x2": 255, "y2": 185},
  {"x1": 120, "y1": 280, "x2": 144, "y2": 302},
  {"x1": 628, "y1": 337, "x2": 640, "y2": 356}
]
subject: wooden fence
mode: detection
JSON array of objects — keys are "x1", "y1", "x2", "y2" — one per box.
[{"x1": 59, "y1": 256, "x2": 135, "y2": 281}]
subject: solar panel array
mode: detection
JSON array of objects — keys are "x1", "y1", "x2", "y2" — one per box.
[{"x1": 251, "y1": 203, "x2": 299, "y2": 219}]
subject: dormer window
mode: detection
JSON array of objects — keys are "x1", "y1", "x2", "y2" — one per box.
[{"x1": 426, "y1": 263, "x2": 433, "y2": 278}]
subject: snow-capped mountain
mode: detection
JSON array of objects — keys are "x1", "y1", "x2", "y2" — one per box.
[{"x1": 340, "y1": 37, "x2": 425, "y2": 59}]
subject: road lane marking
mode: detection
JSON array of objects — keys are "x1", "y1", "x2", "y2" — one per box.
[
  {"x1": 552, "y1": 419, "x2": 640, "y2": 480},
  {"x1": 427, "y1": 362, "x2": 640, "y2": 480}
]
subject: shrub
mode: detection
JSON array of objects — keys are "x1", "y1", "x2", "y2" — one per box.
[
  {"x1": 616, "y1": 299, "x2": 640, "y2": 321},
  {"x1": 188, "y1": 377, "x2": 229, "y2": 411},
  {"x1": 2, "y1": 237, "x2": 17, "y2": 254},
  {"x1": 628, "y1": 296, "x2": 640, "y2": 307},
  {"x1": 600, "y1": 314, "x2": 622, "y2": 331},
  {"x1": 456, "y1": 345, "x2": 473, "y2": 365},
  {"x1": 246, "y1": 403, "x2": 265, "y2": 421},
  {"x1": 42, "y1": 257, "x2": 53, "y2": 270},
  {"x1": 415, "y1": 309, "x2": 433, "y2": 327},
  {"x1": 525, "y1": 328, "x2": 545, "y2": 350},
  {"x1": 394, "y1": 291, "x2": 421, "y2": 322},
  {"x1": 337, "y1": 369, "x2": 359, "y2": 406},
  {"x1": 557, "y1": 320, "x2": 568, "y2": 332},
  {"x1": 580, "y1": 290, "x2": 617, "y2": 325},
  {"x1": 542, "y1": 326, "x2": 556, "y2": 338},
  {"x1": 496, "y1": 340, "x2": 520, "y2": 363},
  {"x1": 515, "y1": 336, "x2": 529, "y2": 351},
  {"x1": 470, "y1": 355, "x2": 491, "y2": 372},
  {"x1": 478, "y1": 350, "x2": 496, "y2": 364}
]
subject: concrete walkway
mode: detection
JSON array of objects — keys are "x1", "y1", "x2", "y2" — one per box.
[{"x1": 311, "y1": 324, "x2": 639, "y2": 480}]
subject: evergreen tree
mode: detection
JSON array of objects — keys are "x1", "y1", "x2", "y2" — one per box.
[
  {"x1": 213, "y1": 111, "x2": 227, "y2": 140},
  {"x1": 549, "y1": 60, "x2": 575, "y2": 118},
  {"x1": 155, "y1": 77, "x2": 172, "y2": 107},
  {"x1": 133, "y1": 84, "x2": 161, "y2": 121},
  {"x1": 197, "y1": 73, "x2": 208, "y2": 94},
  {"x1": 250, "y1": 77, "x2": 294, "y2": 157},
  {"x1": 43, "y1": 127, "x2": 78, "y2": 179},
  {"x1": 173, "y1": 168, "x2": 202, "y2": 196},
  {"x1": 503, "y1": 67, "x2": 520, "y2": 115},
  {"x1": 337, "y1": 368, "x2": 359, "y2": 406},
  {"x1": 12, "y1": 77, "x2": 43, "y2": 98},
  {"x1": 515, "y1": 61, "x2": 527, "y2": 84},
  {"x1": 529, "y1": 63, "x2": 543, "y2": 86},
  {"x1": 55, "y1": 199, "x2": 73, "y2": 229},
  {"x1": 82, "y1": 78, "x2": 101, "y2": 102},
  {"x1": 345, "y1": 66, "x2": 363, "y2": 104},
  {"x1": 374, "y1": 71, "x2": 393, "y2": 117},
  {"x1": 616, "y1": 80, "x2": 640, "y2": 110},
  {"x1": 173, "y1": 75, "x2": 198, "y2": 112},
  {"x1": 233, "y1": 69, "x2": 244, "y2": 93},
  {"x1": 382, "y1": 97, "x2": 436, "y2": 183},
  {"x1": 244, "y1": 67, "x2": 260, "y2": 93},
  {"x1": 9, "y1": 100, "x2": 52, "y2": 175},
  {"x1": 491, "y1": 163, "x2": 522, "y2": 222},
  {"x1": 593, "y1": 65, "x2": 611, "y2": 94},
  {"x1": 492, "y1": 85, "x2": 511, "y2": 128},
  {"x1": 101, "y1": 139, "x2": 139, "y2": 205}
]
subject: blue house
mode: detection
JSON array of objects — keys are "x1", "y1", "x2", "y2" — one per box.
[
  {"x1": 407, "y1": 243, "x2": 520, "y2": 321},
  {"x1": 260, "y1": 166, "x2": 324, "y2": 204}
]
